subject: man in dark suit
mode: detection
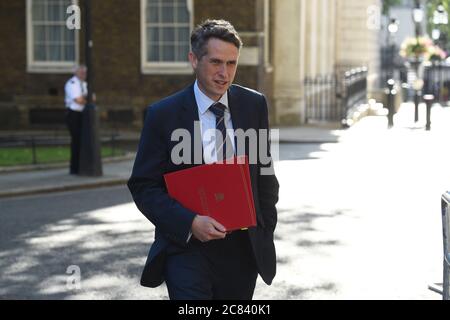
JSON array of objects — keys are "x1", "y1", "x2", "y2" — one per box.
[{"x1": 128, "y1": 19, "x2": 279, "y2": 300}]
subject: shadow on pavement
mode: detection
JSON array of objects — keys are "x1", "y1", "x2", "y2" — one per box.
[
  {"x1": 261, "y1": 207, "x2": 349, "y2": 299},
  {"x1": 0, "y1": 185, "x2": 157, "y2": 299}
]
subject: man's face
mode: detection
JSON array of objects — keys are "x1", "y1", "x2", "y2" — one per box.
[
  {"x1": 189, "y1": 38, "x2": 239, "y2": 101},
  {"x1": 76, "y1": 68, "x2": 87, "y2": 81}
]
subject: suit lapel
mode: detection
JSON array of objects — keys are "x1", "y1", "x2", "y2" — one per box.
[{"x1": 228, "y1": 86, "x2": 248, "y2": 157}]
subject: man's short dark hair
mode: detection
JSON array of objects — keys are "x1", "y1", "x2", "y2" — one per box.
[{"x1": 190, "y1": 19, "x2": 243, "y2": 59}]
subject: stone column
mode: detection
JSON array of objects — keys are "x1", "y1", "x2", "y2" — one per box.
[
  {"x1": 334, "y1": 0, "x2": 381, "y2": 93},
  {"x1": 272, "y1": 0, "x2": 305, "y2": 125}
]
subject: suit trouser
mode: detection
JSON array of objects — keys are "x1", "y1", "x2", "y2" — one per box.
[
  {"x1": 163, "y1": 229, "x2": 258, "y2": 300},
  {"x1": 65, "y1": 109, "x2": 83, "y2": 174}
]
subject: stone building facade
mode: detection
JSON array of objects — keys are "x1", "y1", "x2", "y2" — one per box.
[{"x1": 271, "y1": 0, "x2": 382, "y2": 125}]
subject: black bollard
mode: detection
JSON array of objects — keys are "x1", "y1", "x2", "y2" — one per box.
[
  {"x1": 423, "y1": 94, "x2": 434, "y2": 131},
  {"x1": 414, "y1": 90, "x2": 421, "y2": 123},
  {"x1": 386, "y1": 79, "x2": 396, "y2": 128}
]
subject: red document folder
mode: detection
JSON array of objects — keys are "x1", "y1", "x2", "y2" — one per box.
[{"x1": 163, "y1": 156, "x2": 256, "y2": 231}]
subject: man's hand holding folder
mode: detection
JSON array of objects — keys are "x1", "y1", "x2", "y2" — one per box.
[
  {"x1": 191, "y1": 215, "x2": 227, "y2": 242},
  {"x1": 163, "y1": 155, "x2": 257, "y2": 241}
]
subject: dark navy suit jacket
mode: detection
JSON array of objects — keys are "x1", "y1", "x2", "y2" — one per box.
[{"x1": 127, "y1": 84, "x2": 279, "y2": 288}]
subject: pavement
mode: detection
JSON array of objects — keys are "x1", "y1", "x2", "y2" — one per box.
[{"x1": 0, "y1": 100, "x2": 448, "y2": 199}]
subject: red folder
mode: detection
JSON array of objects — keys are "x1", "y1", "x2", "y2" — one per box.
[{"x1": 163, "y1": 155, "x2": 256, "y2": 231}]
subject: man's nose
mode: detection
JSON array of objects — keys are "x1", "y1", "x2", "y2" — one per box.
[{"x1": 218, "y1": 64, "x2": 227, "y2": 77}]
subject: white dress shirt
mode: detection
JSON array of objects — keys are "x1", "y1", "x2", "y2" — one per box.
[{"x1": 193, "y1": 80, "x2": 236, "y2": 164}]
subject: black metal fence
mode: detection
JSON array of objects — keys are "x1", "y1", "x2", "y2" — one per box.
[
  {"x1": 304, "y1": 75, "x2": 339, "y2": 122},
  {"x1": 424, "y1": 62, "x2": 450, "y2": 103},
  {"x1": 304, "y1": 66, "x2": 368, "y2": 124},
  {"x1": 0, "y1": 132, "x2": 121, "y2": 166}
]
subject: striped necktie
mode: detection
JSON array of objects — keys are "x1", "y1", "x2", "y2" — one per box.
[{"x1": 209, "y1": 102, "x2": 234, "y2": 161}]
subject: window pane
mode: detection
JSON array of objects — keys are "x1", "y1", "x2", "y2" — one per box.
[
  {"x1": 162, "y1": 6, "x2": 174, "y2": 23},
  {"x1": 178, "y1": 27, "x2": 190, "y2": 42},
  {"x1": 148, "y1": 44, "x2": 160, "y2": 61},
  {"x1": 162, "y1": 27, "x2": 175, "y2": 42},
  {"x1": 32, "y1": 1, "x2": 46, "y2": 21},
  {"x1": 34, "y1": 44, "x2": 46, "y2": 61},
  {"x1": 49, "y1": 44, "x2": 61, "y2": 61},
  {"x1": 48, "y1": 26, "x2": 62, "y2": 42},
  {"x1": 177, "y1": 45, "x2": 189, "y2": 61},
  {"x1": 148, "y1": 0, "x2": 159, "y2": 4},
  {"x1": 34, "y1": 26, "x2": 47, "y2": 42},
  {"x1": 162, "y1": 45, "x2": 175, "y2": 61},
  {"x1": 48, "y1": 3, "x2": 62, "y2": 21},
  {"x1": 63, "y1": 44, "x2": 75, "y2": 61},
  {"x1": 147, "y1": 5, "x2": 159, "y2": 23},
  {"x1": 147, "y1": 27, "x2": 159, "y2": 43},
  {"x1": 60, "y1": 1, "x2": 68, "y2": 20},
  {"x1": 64, "y1": 27, "x2": 75, "y2": 43},
  {"x1": 177, "y1": 6, "x2": 189, "y2": 22}
]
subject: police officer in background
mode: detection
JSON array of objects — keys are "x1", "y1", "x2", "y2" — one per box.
[{"x1": 65, "y1": 65, "x2": 87, "y2": 175}]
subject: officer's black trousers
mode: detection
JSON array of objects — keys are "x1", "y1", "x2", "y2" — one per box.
[{"x1": 65, "y1": 109, "x2": 83, "y2": 174}]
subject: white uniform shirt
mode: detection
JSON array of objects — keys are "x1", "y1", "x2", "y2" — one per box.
[
  {"x1": 194, "y1": 80, "x2": 236, "y2": 164},
  {"x1": 64, "y1": 75, "x2": 87, "y2": 112}
]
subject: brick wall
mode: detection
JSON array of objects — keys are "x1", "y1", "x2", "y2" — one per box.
[{"x1": 0, "y1": 0, "x2": 27, "y2": 101}]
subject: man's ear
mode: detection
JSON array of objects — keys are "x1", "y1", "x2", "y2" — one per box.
[{"x1": 188, "y1": 51, "x2": 198, "y2": 69}]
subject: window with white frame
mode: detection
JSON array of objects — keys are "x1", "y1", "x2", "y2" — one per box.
[
  {"x1": 27, "y1": 0, "x2": 78, "y2": 72},
  {"x1": 141, "y1": 0, "x2": 193, "y2": 74}
]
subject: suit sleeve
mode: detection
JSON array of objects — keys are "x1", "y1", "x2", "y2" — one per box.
[
  {"x1": 127, "y1": 106, "x2": 196, "y2": 246},
  {"x1": 257, "y1": 95, "x2": 280, "y2": 233}
]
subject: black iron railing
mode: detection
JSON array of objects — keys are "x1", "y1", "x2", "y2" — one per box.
[
  {"x1": 304, "y1": 66, "x2": 368, "y2": 124},
  {"x1": 424, "y1": 62, "x2": 450, "y2": 103},
  {"x1": 304, "y1": 75, "x2": 339, "y2": 122}
]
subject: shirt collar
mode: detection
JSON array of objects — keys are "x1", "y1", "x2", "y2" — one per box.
[
  {"x1": 72, "y1": 76, "x2": 84, "y2": 84},
  {"x1": 194, "y1": 80, "x2": 229, "y2": 116}
]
